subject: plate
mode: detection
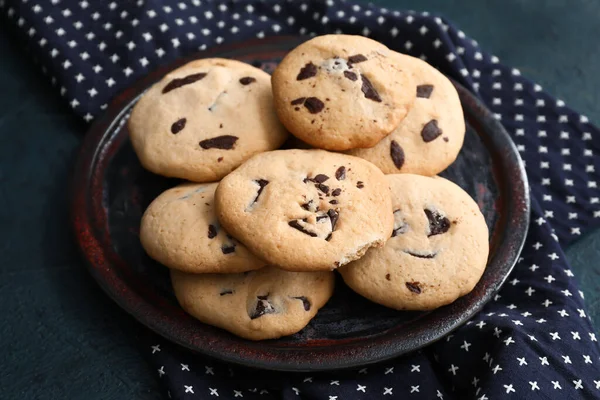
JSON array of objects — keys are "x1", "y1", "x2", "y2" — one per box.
[{"x1": 71, "y1": 36, "x2": 530, "y2": 372}]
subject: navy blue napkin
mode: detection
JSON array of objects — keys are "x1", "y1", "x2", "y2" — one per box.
[{"x1": 3, "y1": 0, "x2": 600, "y2": 398}]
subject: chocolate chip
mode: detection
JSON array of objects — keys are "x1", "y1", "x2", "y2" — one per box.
[
  {"x1": 385, "y1": 274, "x2": 391, "y2": 281},
  {"x1": 443, "y1": 137, "x2": 449, "y2": 142},
  {"x1": 421, "y1": 120, "x2": 442, "y2": 142},
  {"x1": 329, "y1": 200, "x2": 338, "y2": 205},
  {"x1": 294, "y1": 107, "x2": 300, "y2": 111},
  {"x1": 292, "y1": 296, "x2": 311, "y2": 311},
  {"x1": 220, "y1": 289, "x2": 234, "y2": 296},
  {"x1": 291, "y1": 97, "x2": 306, "y2": 105},
  {"x1": 343, "y1": 71, "x2": 358, "y2": 81},
  {"x1": 208, "y1": 224, "x2": 217, "y2": 239},
  {"x1": 288, "y1": 220, "x2": 318, "y2": 237},
  {"x1": 325, "y1": 233, "x2": 333, "y2": 241},
  {"x1": 221, "y1": 244, "x2": 236, "y2": 254},
  {"x1": 239, "y1": 76, "x2": 256, "y2": 85},
  {"x1": 391, "y1": 210, "x2": 408, "y2": 237},
  {"x1": 390, "y1": 140, "x2": 405, "y2": 170},
  {"x1": 304, "y1": 97, "x2": 325, "y2": 114},
  {"x1": 406, "y1": 282, "x2": 422, "y2": 294},
  {"x1": 360, "y1": 75, "x2": 382, "y2": 102},
  {"x1": 332, "y1": 188, "x2": 342, "y2": 196},
  {"x1": 219, "y1": 123, "x2": 223, "y2": 128},
  {"x1": 251, "y1": 179, "x2": 269, "y2": 205},
  {"x1": 316, "y1": 183, "x2": 329, "y2": 194},
  {"x1": 356, "y1": 181, "x2": 364, "y2": 189},
  {"x1": 170, "y1": 118, "x2": 187, "y2": 134},
  {"x1": 162, "y1": 72, "x2": 207, "y2": 93},
  {"x1": 250, "y1": 295, "x2": 276, "y2": 319},
  {"x1": 217, "y1": 157, "x2": 223, "y2": 162},
  {"x1": 327, "y1": 209, "x2": 339, "y2": 231},
  {"x1": 347, "y1": 54, "x2": 368, "y2": 65},
  {"x1": 199, "y1": 135, "x2": 238, "y2": 149},
  {"x1": 316, "y1": 215, "x2": 329, "y2": 222},
  {"x1": 404, "y1": 250, "x2": 436, "y2": 259},
  {"x1": 335, "y1": 166, "x2": 346, "y2": 180},
  {"x1": 425, "y1": 209, "x2": 451, "y2": 237},
  {"x1": 314, "y1": 174, "x2": 329, "y2": 183},
  {"x1": 416, "y1": 84, "x2": 434, "y2": 98},
  {"x1": 297, "y1": 62, "x2": 318, "y2": 80},
  {"x1": 301, "y1": 200, "x2": 313, "y2": 211}
]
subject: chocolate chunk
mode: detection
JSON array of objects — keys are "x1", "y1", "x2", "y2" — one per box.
[
  {"x1": 217, "y1": 157, "x2": 223, "y2": 162},
  {"x1": 390, "y1": 140, "x2": 405, "y2": 170},
  {"x1": 199, "y1": 135, "x2": 238, "y2": 150},
  {"x1": 347, "y1": 54, "x2": 368, "y2": 65},
  {"x1": 327, "y1": 209, "x2": 339, "y2": 231},
  {"x1": 288, "y1": 220, "x2": 318, "y2": 237},
  {"x1": 304, "y1": 97, "x2": 325, "y2": 114},
  {"x1": 385, "y1": 274, "x2": 391, "y2": 281},
  {"x1": 291, "y1": 97, "x2": 306, "y2": 105},
  {"x1": 250, "y1": 295, "x2": 276, "y2": 319},
  {"x1": 316, "y1": 183, "x2": 329, "y2": 194},
  {"x1": 391, "y1": 214, "x2": 408, "y2": 237},
  {"x1": 292, "y1": 296, "x2": 311, "y2": 311},
  {"x1": 171, "y1": 118, "x2": 186, "y2": 134},
  {"x1": 221, "y1": 244, "x2": 236, "y2": 254},
  {"x1": 360, "y1": 75, "x2": 382, "y2": 102},
  {"x1": 425, "y1": 209, "x2": 451, "y2": 237},
  {"x1": 421, "y1": 120, "x2": 442, "y2": 142},
  {"x1": 208, "y1": 224, "x2": 217, "y2": 239},
  {"x1": 356, "y1": 181, "x2": 364, "y2": 189},
  {"x1": 313, "y1": 174, "x2": 329, "y2": 183},
  {"x1": 329, "y1": 200, "x2": 338, "y2": 205},
  {"x1": 406, "y1": 282, "x2": 422, "y2": 294},
  {"x1": 239, "y1": 76, "x2": 256, "y2": 85},
  {"x1": 316, "y1": 215, "x2": 329, "y2": 222},
  {"x1": 325, "y1": 233, "x2": 333, "y2": 241},
  {"x1": 332, "y1": 188, "x2": 342, "y2": 196},
  {"x1": 343, "y1": 71, "x2": 358, "y2": 81},
  {"x1": 301, "y1": 200, "x2": 313, "y2": 211},
  {"x1": 335, "y1": 166, "x2": 346, "y2": 180},
  {"x1": 220, "y1": 289, "x2": 234, "y2": 296},
  {"x1": 162, "y1": 72, "x2": 207, "y2": 93},
  {"x1": 251, "y1": 179, "x2": 269, "y2": 205},
  {"x1": 416, "y1": 84, "x2": 434, "y2": 98},
  {"x1": 404, "y1": 250, "x2": 436, "y2": 259},
  {"x1": 297, "y1": 62, "x2": 318, "y2": 80}
]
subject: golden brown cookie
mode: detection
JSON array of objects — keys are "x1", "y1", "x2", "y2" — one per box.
[
  {"x1": 129, "y1": 58, "x2": 288, "y2": 182},
  {"x1": 171, "y1": 266, "x2": 335, "y2": 340},
  {"x1": 339, "y1": 174, "x2": 489, "y2": 310},
  {"x1": 140, "y1": 182, "x2": 264, "y2": 273},
  {"x1": 348, "y1": 53, "x2": 465, "y2": 176},
  {"x1": 272, "y1": 35, "x2": 415, "y2": 151},
  {"x1": 214, "y1": 149, "x2": 394, "y2": 271}
]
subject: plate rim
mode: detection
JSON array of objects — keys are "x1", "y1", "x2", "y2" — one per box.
[{"x1": 70, "y1": 36, "x2": 530, "y2": 372}]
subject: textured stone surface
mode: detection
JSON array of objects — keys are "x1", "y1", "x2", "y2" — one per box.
[{"x1": 0, "y1": 0, "x2": 598, "y2": 398}]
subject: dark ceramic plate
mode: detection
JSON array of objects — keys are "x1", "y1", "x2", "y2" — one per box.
[{"x1": 71, "y1": 36, "x2": 530, "y2": 372}]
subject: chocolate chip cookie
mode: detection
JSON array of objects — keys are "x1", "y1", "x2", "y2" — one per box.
[
  {"x1": 214, "y1": 149, "x2": 394, "y2": 271},
  {"x1": 348, "y1": 53, "x2": 465, "y2": 175},
  {"x1": 140, "y1": 182, "x2": 264, "y2": 273},
  {"x1": 170, "y1": 266, "x2": 335, "y2": 340},
  {"x1": 129, "y1": 58, "x2": 288, "y2": 182},
  {"x1": 339, "y1": 174, "x2": 489, "y2": 310},
  {"x1": 272, "y1": 35, "x2": 415, "y2": 151}
]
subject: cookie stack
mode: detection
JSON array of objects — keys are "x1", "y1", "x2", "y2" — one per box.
[{"x1": 129, "y1": 35, "x2": 489, "y2": 341}]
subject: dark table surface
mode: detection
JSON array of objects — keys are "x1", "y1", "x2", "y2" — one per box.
[{"x1": 1, "y1": 1, "x2": 599, "y2": 399}]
